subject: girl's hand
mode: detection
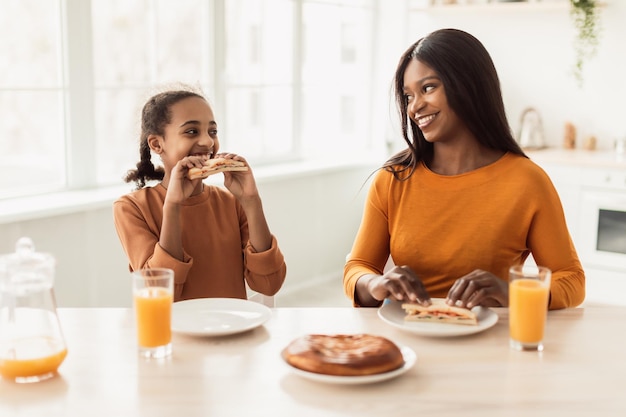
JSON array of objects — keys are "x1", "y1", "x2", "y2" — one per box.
[
  {"x1": 446, "y1": 269, "x2": 508, "y2": 309},
  {"x1": 367, "y1": 265, "x2": 431, "y2": 305},
  {"x1": 217, "y1": 153, "x2": 259, "y2": 200},
  {"x1": 165, "y1": 155, "x2": 207, "y2": 204}
]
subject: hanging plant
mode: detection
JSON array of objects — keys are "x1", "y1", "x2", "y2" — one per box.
[{"x1": 569, "y1": 0, "x2": 601, "y2": 87}]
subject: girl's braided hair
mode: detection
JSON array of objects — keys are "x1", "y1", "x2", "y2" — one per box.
[{"x1": 124, "y1": 89, "x2": 204, "y2": 189}]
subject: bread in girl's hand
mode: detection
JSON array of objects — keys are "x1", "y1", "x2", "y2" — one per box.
[{"x1": 187, "y1": 157, "x2": 248, "y2": 180}]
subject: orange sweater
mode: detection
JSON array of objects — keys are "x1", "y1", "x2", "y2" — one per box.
[
  {"x1": 344, "y1": 153, "x2": 585, "y2": 310},
  {"x1": 113, "y1": 184, "x2": 286, "y2": 302}
]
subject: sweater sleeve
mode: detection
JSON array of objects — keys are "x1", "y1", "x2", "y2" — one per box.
[
  {"x1": 113, "y1": 197, "x2": 193, "y2": 299},
  {"x1": 343, "y1": 170, "x2": 392, "y2": 307},
  {"x1": 525, "y1": 170, "x2": 586, "y2": 309},
  {"x1": 243, "y1": 235, "x2": 287, "y2": 296}
]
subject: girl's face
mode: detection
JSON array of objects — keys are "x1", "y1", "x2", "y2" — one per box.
[
  {"x1": 155, "y1": 96, "x2": 219, "y2": 171},
  {"x1": 402, "y1": 59, "x2": 466, "y2": 144}
]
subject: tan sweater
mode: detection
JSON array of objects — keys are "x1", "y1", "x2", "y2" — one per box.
[
  {"x1": 113, "y1": 184, "x2": 286, "y2": 302},
  {"x1": 344, "y1": 153, "x2": 585, "y2": 310}
]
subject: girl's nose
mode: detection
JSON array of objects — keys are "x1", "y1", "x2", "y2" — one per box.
[{"x1": 200, "y1": 133, "x2": 215, "y2": 148}]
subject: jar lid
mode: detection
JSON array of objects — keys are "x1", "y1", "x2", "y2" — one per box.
[{"x1": 0, "y1": 237, "x2": 55, "y2": 287}]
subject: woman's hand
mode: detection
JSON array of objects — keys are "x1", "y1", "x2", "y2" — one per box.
[
  {"x1": 365, "y1": 265, "x2": 431, "y2": 305},
  {"x1": 446, "y1": 269, "x2": 508, "y2": 309}
]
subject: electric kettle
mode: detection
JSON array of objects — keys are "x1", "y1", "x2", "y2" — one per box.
[
  {"x1": 517, "y1": 107, "x2": 546, "y2": 150},
  {"x1": 0, "y1": 237, "x2": 67, "y2": 383}
]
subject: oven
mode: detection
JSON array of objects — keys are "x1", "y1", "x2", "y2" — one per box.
[{"x1": 578, "y1": 168, "x2": 626, "y2": 273}]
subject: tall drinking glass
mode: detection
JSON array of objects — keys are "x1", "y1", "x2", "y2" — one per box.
[
  {"x1": 132, "y1": 268, "x2": 173, "y2": 359},
  {"x1": 509, "y1": 265, "x2": 551, "y2": 352}
]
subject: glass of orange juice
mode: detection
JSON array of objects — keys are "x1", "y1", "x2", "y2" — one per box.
[
  {"x1": 509, "y1": 265, "x2": 551, "y2": 352},
  {"x1": 132, "y1": 268, "x2": 174, "y2": 359}
]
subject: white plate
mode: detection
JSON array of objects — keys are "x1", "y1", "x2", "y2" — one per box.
[
  {"x1": 378, "y1": 299, "x2": 499, "y2": 337},
  {"x1": 171, "y1": 298, "x2": 272, "y2": 336},
  {"x1": 284, "y1": 346, "x2": 417, "y2": 385}
]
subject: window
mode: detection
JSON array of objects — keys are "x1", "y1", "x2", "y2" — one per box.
[
  {"x1": 0, "y1": 0, "x2": 376, "y2": 200},
  {"x1": 91, "y1": 0, "x2": 215, "y2": 185},
  {"x1": 223, "y1": 0, "x2": 295, "y2": 159},
  {"x1": 0, "y1": 0, "x2": 65, "y2": 198},
  {"x1": 300, "y1": 0, "x2": 374, "y2": 157}
]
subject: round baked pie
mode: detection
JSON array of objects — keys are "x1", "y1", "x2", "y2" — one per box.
[{"x1": 281, "y1": 334, "x2": 405, "y2": 376}]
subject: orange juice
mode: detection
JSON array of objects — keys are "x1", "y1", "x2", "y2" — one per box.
[
  {"x1": 0, "y1": 336, "x2": 67, "y2": 381},
  {"x1": 134, "y1": 287, "x2": 172, "y2": 348},
  {"x1": 509, "y1": 278, "x2": 549, "y2": 344}
]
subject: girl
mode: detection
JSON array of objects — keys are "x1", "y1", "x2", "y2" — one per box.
[
  {"x1": 114, "y1": 88, "x2": 286, "y2": 302},
  {"x1": 344, "y1": 29, "x2": 585, "y2": 310}
]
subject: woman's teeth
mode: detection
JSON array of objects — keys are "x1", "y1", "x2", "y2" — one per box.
[{"x1": 417, "y1": 114, "x2": 436, "y2": 127}]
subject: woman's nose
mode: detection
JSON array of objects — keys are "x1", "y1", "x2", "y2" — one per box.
[{"x1": 408, "y1": 95, "x2": 423, "y2": 116}]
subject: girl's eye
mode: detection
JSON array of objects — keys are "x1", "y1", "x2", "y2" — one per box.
[
  {"x1": 209, "y1": 129, "x2": 218, "y2": 137},
  {"x1": 423, "y1": 84, "x2": 435, "y2": 93},
  {"x1": 185, "y1": 129, "x2": 198, "y2": 135}
]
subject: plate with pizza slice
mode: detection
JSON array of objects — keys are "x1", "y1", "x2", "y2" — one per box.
[{"x1": 378, "y1": 298, "x2": 498, "y2": 337}]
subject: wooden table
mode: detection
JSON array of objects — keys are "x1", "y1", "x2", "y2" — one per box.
[{"x1": 1, "y1": 305, "x2": 625, "y2": 416}]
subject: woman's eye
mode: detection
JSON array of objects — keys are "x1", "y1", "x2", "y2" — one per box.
[
  {"x1": 423, "y1": 84, "x2": 435, "y2": 93},
  {"x1": 209, "y1": 129, "x2": 218, "y2": 137},
  {"x1": 185, "y1": 129, "x2": 198, "y2": 135}
]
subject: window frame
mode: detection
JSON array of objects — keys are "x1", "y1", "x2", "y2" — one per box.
[{"x1": 0, "y1": 0, "x2": 380, "y2": 203}]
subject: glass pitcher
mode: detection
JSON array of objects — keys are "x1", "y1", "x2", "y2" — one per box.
[{"x1": 0, "y1": 237, "x2": 67, "y2": 383}]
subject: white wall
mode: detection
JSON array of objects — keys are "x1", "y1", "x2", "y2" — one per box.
[
  {"x1": 0, "y1": 162, "x2": 378, "y2": 307},
  {"x1": 405, "y1": 1, "x2": 626, "y2": 151}
]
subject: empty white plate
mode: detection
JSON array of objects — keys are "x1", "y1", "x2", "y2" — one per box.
[{"x1": 171, "y1": 298, "x2": 272, "y2": 336}]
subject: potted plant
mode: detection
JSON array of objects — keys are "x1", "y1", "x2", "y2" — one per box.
[{"x1": 569, "y1": 0, "x2": 601, "y2": 87}]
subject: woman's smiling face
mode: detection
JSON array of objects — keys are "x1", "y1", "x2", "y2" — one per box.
[{"x1": 403, "y1": 58, "x2": 465, "y2": 144}]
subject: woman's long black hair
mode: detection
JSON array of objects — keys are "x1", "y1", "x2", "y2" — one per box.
[{"x1": 384, "y1": 28, "x2": 525, "y2": 178}]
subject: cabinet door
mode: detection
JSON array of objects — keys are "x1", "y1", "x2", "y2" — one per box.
[{"x1": 538, "y1": 164, "x2": 582, "y2": 241}]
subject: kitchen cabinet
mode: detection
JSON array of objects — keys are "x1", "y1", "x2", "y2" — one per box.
[{"x1": 528, "y1": 149, "x2": 626, "y2": 306}]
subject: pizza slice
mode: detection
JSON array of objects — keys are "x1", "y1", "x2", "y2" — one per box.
[{"x1": 401, "y1": 299, "x2": 478, "y2": 326}]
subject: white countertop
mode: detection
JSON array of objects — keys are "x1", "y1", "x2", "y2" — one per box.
[
  {"x1": 1, "y1": 305, "x2": 625, "y2": 416},
  {"x1": 526, "y1": 148, "x2": 626, "y2": 170}
]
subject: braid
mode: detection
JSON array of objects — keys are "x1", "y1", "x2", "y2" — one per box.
[
  {"x1": 123, "y1": 136, "x2": 164, "y2": 190},
  {"x1": 123, "y1": 87, "x2": 204, "y2": 189}
]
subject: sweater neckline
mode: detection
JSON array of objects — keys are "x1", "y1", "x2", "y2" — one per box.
[
  {"x1": 421, "y1": 151, "x2": 513, "y2": 178},
  {"x1": 416, "y1": 152, "x2": 518, "y2": 189},
  {"x1": 155, "y1": 182, "x2": 210, "y2": 206}
]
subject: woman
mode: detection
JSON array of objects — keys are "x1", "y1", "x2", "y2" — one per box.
[
  {"x1": 114, "y1": 88, "x2": 286, "y2": 302},
  {"x1": 343, "y1": 29, "x2": 584, "y2": 310}
]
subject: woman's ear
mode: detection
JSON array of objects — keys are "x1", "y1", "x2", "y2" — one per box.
[{"x1": 147, "y1": 134, "x2": 163, "y2": 154}]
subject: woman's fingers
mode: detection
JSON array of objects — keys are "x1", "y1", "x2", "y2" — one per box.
[
  {"x1": 380, "y1": 266, "x2": 430, "y2": 304},
  {"x1": 446, "y1": 270, "x2": 507, "y2": 309}
]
